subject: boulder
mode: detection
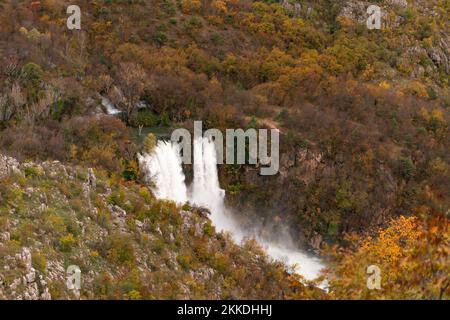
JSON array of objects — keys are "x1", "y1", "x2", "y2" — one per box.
[{"x1": 0, "y1": 154, "x2": 20, "y2": 179}]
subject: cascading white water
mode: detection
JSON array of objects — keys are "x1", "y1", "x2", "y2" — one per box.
[
  {"x1": 138, "y1": 141, "x2": 188, "y2": 203},
  {"x1": 139, "y1": 137, "x2": 324, "y2": 281},
  {"x1": 191, "y1": 137, "x2": 223, "y2": 210},
  {"x1": 190, "y1": 138, "x2": 243, "y2": 236},
  {"x1": 101, "y1": 96, "x2": 122, "y2": 115},
  {"x1": 259, "y1": 238, "x2": 324, "y2": 281}
]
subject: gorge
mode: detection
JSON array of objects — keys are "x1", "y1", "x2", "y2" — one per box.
[{"x1": 138, "y1": 137, "x2": 324, "y2": 282}]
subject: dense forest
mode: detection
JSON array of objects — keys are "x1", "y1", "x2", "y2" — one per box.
[{"x1": 0, "y1": 0, "x2": 448, "y2": 299}]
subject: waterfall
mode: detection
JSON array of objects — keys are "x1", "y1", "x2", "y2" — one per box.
[
  {"x1": 101, "y1": 96, "x2": 122, "y2": 115},
  {"x1": 191, "y1": 136, "x2": 223, "y2": 210},
  {"x1": 190, "y1": 137, "x2": 243, "y2": 236},
  {"x1": 138, "y1": 137, "x2": 324, "y2": 282},
  {"x1": 138, "y1": 141, "x2": 188, "y2": 203}
]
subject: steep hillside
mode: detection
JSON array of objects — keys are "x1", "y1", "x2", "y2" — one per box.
[
  {"x1": 0, "y1": 0, "x2": 448, "y2": 299},
  {"x1": 0, "y1": 154, "x2": 323, "y2": 299}
]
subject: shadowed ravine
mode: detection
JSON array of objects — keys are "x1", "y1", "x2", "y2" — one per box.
[{"x1": 138, "y1": 138, "x2": 324, "y2": 282}]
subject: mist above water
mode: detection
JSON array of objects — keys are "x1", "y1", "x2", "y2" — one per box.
[{"x1": 138, "y1": 138, "x2": 324, "y2": 281}]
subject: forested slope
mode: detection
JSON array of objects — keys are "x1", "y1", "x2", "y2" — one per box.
[{"x1": 0, "y1": 0, "x2": 448, "y2": 299}]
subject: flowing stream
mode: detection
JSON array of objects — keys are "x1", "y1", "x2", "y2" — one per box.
[{"x1": 138, "y1": 137, "x2": 324, "y2": 281}]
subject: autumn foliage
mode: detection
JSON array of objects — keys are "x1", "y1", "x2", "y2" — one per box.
[{"x1": 325, "y1": 213, "x2": 449, "y2": 299}]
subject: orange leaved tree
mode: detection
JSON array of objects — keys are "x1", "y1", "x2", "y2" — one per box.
[{"x1": 324, "y1": 213, "x2": 449, "y2": 299}]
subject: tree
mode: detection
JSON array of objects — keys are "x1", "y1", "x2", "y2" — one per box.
[
  {"x1": 324, "y1": 213, "x2": 450, "y2": 299},
  {"x1": 111, "y1": 63, "x2": 148, "y2": 124},
  {"x1": 24, "y1": 89, "x2": 56, "y2": 125},
  {"x1": 6, "y1": 82, "x2": 26, "y2": 120},
  {"x1": 143, "y1": 133, "x2": 157, "y2": 154},
  {"x1": 181, "y1": 0, "x2": 202, "y2": 14}
]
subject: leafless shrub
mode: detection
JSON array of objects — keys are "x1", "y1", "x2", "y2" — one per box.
[
  {"x1": 0, "y1": 94, "x2": 13, "y2": 121},
  {"x1": 10, "y1": 82, "x2": 26, "y2": 107},
  {"x1": 115, "y1": 62, "x2": 148, "y2": 122},
  {"x1": 24, "y1": 90, "x2": 57, "y2": 124},
  {"x1": 1, "y1": 55, "x2": 20, "y2": 77}
]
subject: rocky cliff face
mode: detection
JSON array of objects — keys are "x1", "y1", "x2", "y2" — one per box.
[
  {"x1": 2, "y1": 247, "x2": 51, "y2": 300},
  {"x1": 221, "y1": 144, "x2": 401, "y2": 251},
  {"x1": 0, "y1": 155, "x2": 19, "y2": 180}
]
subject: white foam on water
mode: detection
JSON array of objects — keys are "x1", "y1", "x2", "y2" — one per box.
[{"x1": 138, "y1": 137, "x2": 324, "y2": 282}]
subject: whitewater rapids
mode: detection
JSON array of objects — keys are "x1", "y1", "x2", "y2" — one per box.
[{"x1": 138, "y1": 137, "x2": 324, "y2": 281}]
